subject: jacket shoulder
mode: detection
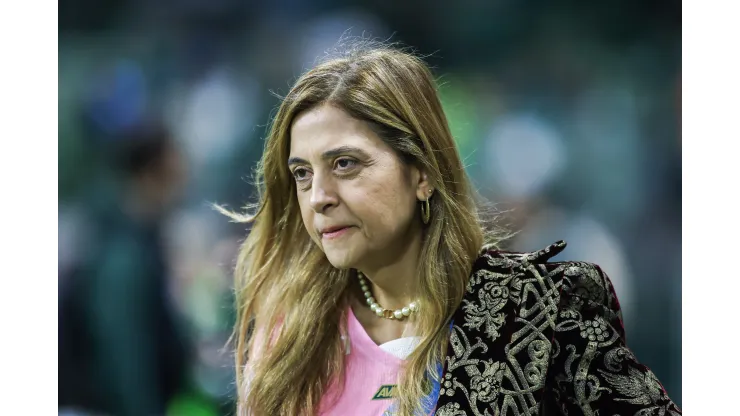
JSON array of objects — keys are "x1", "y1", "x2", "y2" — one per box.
[
  {"x1": 474, "y1": 240, "x2": 567, "y2": 270},
  {"x1": 474, "y1": 241, "x2": 619, "y2": 309}
]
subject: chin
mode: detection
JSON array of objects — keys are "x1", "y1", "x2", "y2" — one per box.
[{"x1": 323, "y1": 246, "x2": 360, "y2": 270}]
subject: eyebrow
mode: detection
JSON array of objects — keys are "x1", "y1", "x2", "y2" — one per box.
[{"x1": 287, "y1": 146, "x2": 369, "y2": 166}]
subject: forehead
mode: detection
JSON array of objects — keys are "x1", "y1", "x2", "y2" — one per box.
[{"x1": 289, "y1": 105, "x2": 382, "y2": 156}]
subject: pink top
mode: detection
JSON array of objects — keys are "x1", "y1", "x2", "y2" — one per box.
[
  {"x1": 318, "y1": 307, "x2": 407, "y2": 416},
  {"x1": 247, "y1": 308, "x2": 431, "y2": 415}
]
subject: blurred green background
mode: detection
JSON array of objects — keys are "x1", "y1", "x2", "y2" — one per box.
[{"x1": 58, "y1": 0, "x2": 681, "y2": 414}]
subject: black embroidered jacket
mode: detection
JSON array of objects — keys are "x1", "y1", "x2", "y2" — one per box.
[{"x1": 433, "y1": 241, "x2": 681, "y2": 416}]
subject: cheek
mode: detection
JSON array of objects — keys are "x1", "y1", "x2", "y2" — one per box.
[
  {"x1": 297, "y1": 196, "x2": 318, "y2": 240},
  {"x1": 356, "y1": 175, "x2": 417, "y2": 237}
]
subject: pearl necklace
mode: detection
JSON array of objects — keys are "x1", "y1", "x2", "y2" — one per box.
[{"x1": 357, "y1": 272, "x2": 419, "y2": 320}]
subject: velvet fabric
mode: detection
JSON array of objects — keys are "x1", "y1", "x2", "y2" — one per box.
[{"x1": 432, "y1": 241, "x2": 680, "y2": 416}]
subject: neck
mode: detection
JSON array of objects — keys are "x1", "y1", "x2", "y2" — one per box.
[{"x1": 356, "y1": 224, "x2": 424, "y2": 311}]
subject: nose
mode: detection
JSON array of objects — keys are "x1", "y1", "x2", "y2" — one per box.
[{"x1": 309, "y1": 174, "x2": 339, "y2": 213}]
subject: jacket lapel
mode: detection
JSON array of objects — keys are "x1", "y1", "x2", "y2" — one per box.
[{"x1": 434, "y1": 242, "x2": 567, "y2": 416}]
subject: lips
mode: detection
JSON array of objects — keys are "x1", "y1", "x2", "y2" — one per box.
[{"x1": 319, "y1": 225, "x2": 353, "y2": 239}]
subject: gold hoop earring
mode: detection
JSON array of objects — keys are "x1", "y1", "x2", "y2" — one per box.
[{"x1": 421, "y1": 198, "x2": 431, "y2": 225}]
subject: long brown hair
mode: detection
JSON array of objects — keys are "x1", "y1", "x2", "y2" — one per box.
[{"x1": 224, "y1": 38, "x2": 504, "y2": 416}]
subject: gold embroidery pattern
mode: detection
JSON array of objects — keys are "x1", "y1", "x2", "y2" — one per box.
[{"x1": 434, "y1": 242, "x2": 681, "y2": 416}]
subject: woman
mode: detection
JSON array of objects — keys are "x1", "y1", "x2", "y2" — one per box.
[{"x1": 226, "y1": 40, "x2": 681, "y2": 416}]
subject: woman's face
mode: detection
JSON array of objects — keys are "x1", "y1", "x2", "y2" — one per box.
[{"x1": 288, "y1": 104, "x2": 429, "y2": 271}]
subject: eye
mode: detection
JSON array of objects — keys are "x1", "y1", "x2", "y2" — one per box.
[
  {"x1": 334, "y1": 158, "x2": 357, "y2": 170},
  {"x1": 292, "y1": 167, "x2": 312, "y2": 182}
]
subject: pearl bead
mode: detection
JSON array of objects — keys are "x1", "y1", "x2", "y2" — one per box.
[{"x1": 358, "y1": 274, "x2": 419, "y2": 320}]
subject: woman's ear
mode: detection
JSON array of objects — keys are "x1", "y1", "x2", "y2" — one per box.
[{"x1": 414, "y1": 169, "x2": 434, "y2": 201}]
